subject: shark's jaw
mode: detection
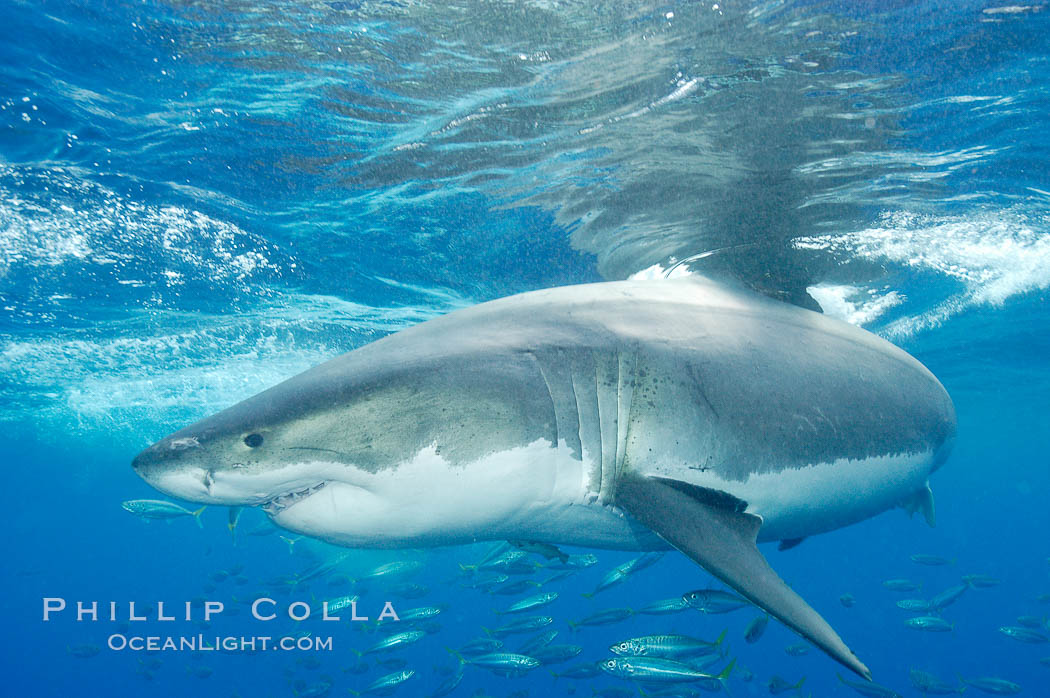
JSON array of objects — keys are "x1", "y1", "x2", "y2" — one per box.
[{"x1": 131, "y1": 453, "x2": 341, "y2": 510}]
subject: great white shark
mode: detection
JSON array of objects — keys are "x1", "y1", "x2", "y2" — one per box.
[{"x1": 132, "y1": 276, "x2": 955, "y2": 679}]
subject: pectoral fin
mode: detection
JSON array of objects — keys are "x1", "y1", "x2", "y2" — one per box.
[{"x1": 615, "y1": 473, "x2": 872, "y2": 680}]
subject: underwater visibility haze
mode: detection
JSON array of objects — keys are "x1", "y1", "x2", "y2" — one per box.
[{"x1": 3, "y1": 1, "x2": 1050, "y2": 697}]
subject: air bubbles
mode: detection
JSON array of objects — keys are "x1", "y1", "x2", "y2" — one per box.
[
  {"x1": 807, "y1": 285, "x2": 903, "y2": 326},
  {"x1": 795, "y1": 208, "x2": 1050, "y2": 336}
]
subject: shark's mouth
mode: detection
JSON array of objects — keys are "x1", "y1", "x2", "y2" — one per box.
[{"x1": 262, "y1": 481, "x2": 328, "y2": 515}]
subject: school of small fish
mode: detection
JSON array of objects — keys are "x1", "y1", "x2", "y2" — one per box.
[{"x1": 111, "y1": 501, "x2": 1047, "y2": 696}]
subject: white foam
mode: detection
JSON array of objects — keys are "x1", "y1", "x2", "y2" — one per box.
[
  {"x1": 0, "y1": 166, "x2": 472, "y2": 440},
  {"x1": 807, "y1": 284, "x2": 903, "y2": 326},
  {"x1": 0, "y1": 166, "x2": 280, "y2": 289},
  {"x1": 627, "y1": 262, "x2": 695, "y2": 281},
  {"x1": 795, "y1": 208, "x2": 1050, "y2": 336},
  {"x1": 0, "y1": 293, "x2": 460, "y2": 440}
]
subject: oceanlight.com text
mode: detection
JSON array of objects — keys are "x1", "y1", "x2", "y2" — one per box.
[{"x1": 107, "y1": 633, "x2": 333, "y2": 652}]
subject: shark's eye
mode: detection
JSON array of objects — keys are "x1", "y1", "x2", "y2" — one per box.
[{"x1": 244, "y1": 433, "x2": 264, "y2": 448}]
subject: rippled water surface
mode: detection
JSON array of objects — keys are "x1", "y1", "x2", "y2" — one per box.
[{"x1": 3, "y1": 1, "x2": 1049, "y2": 696}]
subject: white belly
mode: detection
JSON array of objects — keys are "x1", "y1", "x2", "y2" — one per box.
[
  {"x1": 655, "y1": 451, "x2": 935, "y2": 542},
  {"x1": 269, "y1": 439, "x2": 662, "y2": 549},
  {"x1": 265, "y1": 439, "x2": 932, "y2": 549}
]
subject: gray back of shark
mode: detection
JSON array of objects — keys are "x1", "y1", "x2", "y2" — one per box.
[{"x1": 133, "y1": 276, "x2": 956, "y2": 680}]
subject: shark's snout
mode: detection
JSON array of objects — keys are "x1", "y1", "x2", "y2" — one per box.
[
  {"x1": 133, "y1": 434, "x2": 202, "y2": 472},
  {"x1": 131, "y1": 432, "x2": 335, "y2": 509},
  {"x1": 131, "y1": 437, "x2": 219, "y2": 504}
]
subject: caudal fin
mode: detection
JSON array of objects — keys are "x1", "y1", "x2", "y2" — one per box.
[
  {"x1": 717, "y1": 659, "x2": 736, "y2": 698},
  {"x1": 227, "y1": 506, "x2": 242, "y2": 544},
  {"x1": 279, "y1": 535, "x2": 300, "y2": 555}
]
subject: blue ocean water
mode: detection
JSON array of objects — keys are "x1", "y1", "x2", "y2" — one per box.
[{"x1": 3, "y1": 0, "x2": 1049, "y2": 696}]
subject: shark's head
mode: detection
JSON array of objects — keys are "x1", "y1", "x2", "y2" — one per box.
[
  {"x1": 131, "y1": 345, "x2": 558, "y2": 543},
  {"x1": 130, "y1": 345, "x2": 447, "y2": 515},
  {"x1": 130, "y1": 378, "x2": 366, "y2": 511}
]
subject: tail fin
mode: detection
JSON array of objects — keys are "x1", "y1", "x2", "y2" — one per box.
[
  {"x1": 227, "y1": 506, "x2": 242, "y2": 543},
  {"x1": 280, "y1": 535, "x2": 299, "y2": 555},
  {"x1": 445, "y1": 647, "x2": 467, "y2": 664},
  {"x1": 192, "y1": 506, "x2": 206, "y2": 529},
  {"x1": 717, "y1": 659, "x2": 736, "y2": 698}
]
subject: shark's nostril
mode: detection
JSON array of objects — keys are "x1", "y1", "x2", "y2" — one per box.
[{"x1": 203, "y1": 469, "x2": 215, "y2": 491}]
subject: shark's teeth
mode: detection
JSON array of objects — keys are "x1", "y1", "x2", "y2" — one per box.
[{"x1": 263, "y1": 482, "x2": 327, "y2": 515}]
